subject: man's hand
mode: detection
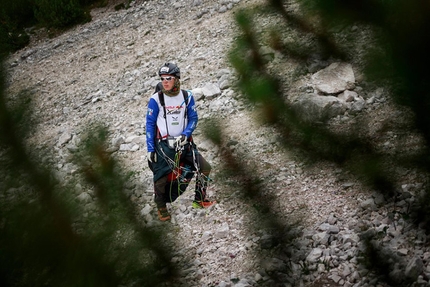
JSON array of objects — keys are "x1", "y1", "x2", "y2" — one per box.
[
  {"x1": 147, "y1": 151, "x2": 157, "y2": 163},
  {"x1": 175, "y1": 134, "x2": 187, "y2": 147}
]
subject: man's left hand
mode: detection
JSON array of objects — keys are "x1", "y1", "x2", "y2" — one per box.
[{"x1": 175, "y1": 134, "x2": 187, "y2": 147}]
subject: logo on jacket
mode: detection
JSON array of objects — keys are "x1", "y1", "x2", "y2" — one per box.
[{"x1": 167, "y1": 108, "x2": 181, "y2": 115}]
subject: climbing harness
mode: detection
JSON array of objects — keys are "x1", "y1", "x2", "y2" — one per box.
[{"x1": 157, "y1": 140, "x2": 211, "y2": 204}]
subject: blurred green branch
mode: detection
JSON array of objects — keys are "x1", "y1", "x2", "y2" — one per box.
[{"x1": 0, "y1": 56, "x2": 177, "y2": 286}]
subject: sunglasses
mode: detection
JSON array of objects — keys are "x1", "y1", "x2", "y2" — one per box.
[{"x1": 160, "y1": 76, "x2": 174, "y2": 81}]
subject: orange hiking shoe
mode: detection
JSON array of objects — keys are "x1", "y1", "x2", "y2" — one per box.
[
  {"x1": 157, "y1": 207, "x2": 171, "y2": 221},
  {"x1": 192, "y1": 200, "x2": 217, "y2": 209}
]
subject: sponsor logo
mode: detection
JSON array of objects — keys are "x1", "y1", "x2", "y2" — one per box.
[
  {"x1": 160, "y1": 67, "x2": 169, "y2": 73},
  {"x1": 167, "y1": 109, "x2": 181, "y2": 115}
]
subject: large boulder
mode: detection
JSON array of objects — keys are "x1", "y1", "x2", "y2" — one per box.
[
  {"x1": 311, "y1": 62, "x2": 355, "y2": 94},
  {"x1": 201, "y1": 82, "x2": 221, "y2": 99},
  {"x1": 292, "y1": 94, "x2": 347, "y2": 123}
]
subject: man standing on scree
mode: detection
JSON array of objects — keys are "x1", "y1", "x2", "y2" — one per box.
[{"x1": 146, "y1": 62, "x2": 216, "y2": 221}]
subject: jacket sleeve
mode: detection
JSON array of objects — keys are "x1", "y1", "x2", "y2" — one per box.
[
  {"x1": 146, "y1": 97, "x2": 159, "y2": 152},
  {"x1": 182, "y1": 91, "x2": 198, "y2": 138}
]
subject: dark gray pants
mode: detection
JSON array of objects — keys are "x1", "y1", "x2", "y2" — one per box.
[{"x1": 152, "y1": 142, "x2": 211, "y2": 208}]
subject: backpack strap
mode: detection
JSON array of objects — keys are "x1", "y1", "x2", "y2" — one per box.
[
  {"x1": 182, "y1": 89, "x2": 188, "y2": 120},
  {"x1": 158, "y1": 91, "x2": 167, "y2": 118}
]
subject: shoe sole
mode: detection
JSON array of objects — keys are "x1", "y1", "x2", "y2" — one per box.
[{"x1": 158, "y1": 210, "x2": 171, "y2": 221}]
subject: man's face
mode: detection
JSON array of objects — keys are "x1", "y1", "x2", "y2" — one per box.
[{"x1": 160, "y1": 74, "x2": 175, "y2": 90}]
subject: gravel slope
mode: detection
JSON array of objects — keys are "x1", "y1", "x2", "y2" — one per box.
[{"x1": 5, "y1": 1, "x2": 430, "y2": 286}]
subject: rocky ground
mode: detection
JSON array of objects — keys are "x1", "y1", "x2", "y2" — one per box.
[{"x1": 4, "y1": 0, "x2": 430, "y2": 286}]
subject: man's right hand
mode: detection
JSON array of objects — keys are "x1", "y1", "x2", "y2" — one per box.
[{"x1": 148, "y1": 151, "x2": 157, "y2": 163}]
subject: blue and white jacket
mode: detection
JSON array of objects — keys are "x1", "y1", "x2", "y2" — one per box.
[{"x1": 146, "y1": 90, "x2": 198, "y2": 152}]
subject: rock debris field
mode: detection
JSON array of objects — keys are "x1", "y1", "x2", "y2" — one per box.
[{"x1": 4, "y1": 0, "x2": 430, "y2": 286}]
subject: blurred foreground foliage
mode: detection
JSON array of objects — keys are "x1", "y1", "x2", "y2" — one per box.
[
  {"x1": 0, "y1": 57, "x2": 178, "y2": 285},
  {"x1": 2, "y1": 0, "x2": 430, "y2": 285},
  {"x1": 228, "y1": 0, "x2": 430, "y2": 228},
  {"x1": 223, "y1": 0, "x2": 430, "y2": 285}
]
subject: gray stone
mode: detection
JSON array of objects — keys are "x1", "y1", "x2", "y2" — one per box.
[
  {"x1": 76, "y1": 192, "x2": 92, "y2": 203},
  {"x1": 306, "y1": 248, "x2": 323, "y2": 263},
  {"x1": 311, "y1": 62, "x2": 355, "y2": 94},
  {"x1": 327, "y1": 214, "x2": 338, "y2": 225},
  {"x1": 360, "y1": 198, "x2": 376, "y2": 210},
  {"x1": 405, "y1": 256, "x2": 424, "y2": 280},
  {"x1": 338, "y1": 90, "x2": 357, "y2": 102},
  {"x1": 262, "y1": 257, "x2": 286, "y2": 272},
  {"x1": 292, "y1": 94, "x2": 347, "y2": 123},
  {"x1": 58, "y1": 132, "x2": 73, "y2": 146},
  {"x1": 201, "y1": 82, "x2": 221, "y2": 99},
  {"x1": 329, "y1": 274, "x2": 342, "y2": 283},
  {"x1": 140, "y1": 204, "x2": 152, "y2": 216},
  {"x1": 328, "y1": 225, "x2": 340, "y2": 234},
  {"x1": 215, "y1": 223, "x2": 229, "y2": 239},
  {"x1": 111, "y1": 136, "x2": 125, "y2": 147},
  {"x1": 342, "y1": 234, "x2": 360, "y2": 245},
  {"x1": 312, "y1": 232, "x2": 330, "y2": 246},
  {"x1": 349, "y1": 97, "x2": 366, "y2": 114}
]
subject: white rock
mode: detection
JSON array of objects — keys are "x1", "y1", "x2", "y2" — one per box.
[
  {"x1": 76, "y1": 192, "x2": 92, "y2": 203},
  {"x1": 306, "y1": 248, "x2": 323, "y2": 263},
  {"x1": 311, "y1": 62, "x2": 355, "y2": 94}
]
